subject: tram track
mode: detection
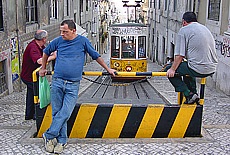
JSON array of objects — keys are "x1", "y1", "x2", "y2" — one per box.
[
  {"x1": 91, "y1": 76, "x2": 111, "y2": 98},
  {"x1": 78, "y1": 75, "x2": 167, "y2": 105}
]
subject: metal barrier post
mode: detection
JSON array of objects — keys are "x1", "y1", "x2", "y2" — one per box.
[
  {"x1": 32, "y1": 68, "x2": 40, "y2": 104},
  {"x1": 178, "y1": 77, "x2": 206, "y2": 105}
]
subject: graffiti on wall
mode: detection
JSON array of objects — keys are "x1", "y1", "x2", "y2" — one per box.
[
  {"x1": 10, "y1": 37, "x2": 19, "y2": 82},
  {"x1": 215, "y1": 38, "x2": 230, "y2": 58},
  {"x1": 0, "y1": 51, "x2": 8, "y2": 61}
]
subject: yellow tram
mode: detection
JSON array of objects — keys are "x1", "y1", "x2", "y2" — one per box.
[{"x1": 109, "y1": 23, "x2": 148, "y2": 80}]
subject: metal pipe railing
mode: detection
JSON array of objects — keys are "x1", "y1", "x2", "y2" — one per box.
[{"x1": 32, "y1": 70, "x2": 206, "y2": 105}]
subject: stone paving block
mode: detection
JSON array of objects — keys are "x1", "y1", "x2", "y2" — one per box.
[{"x1": 0, "y1": 53, "x2": 229, "y2": 154}]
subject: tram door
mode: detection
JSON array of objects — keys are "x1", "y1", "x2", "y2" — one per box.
[{"x1": 111, "y1": 36, "x2": 120, "y2": 58}]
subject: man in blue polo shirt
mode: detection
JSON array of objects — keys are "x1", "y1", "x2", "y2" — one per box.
[{"x1": 39, "y1": 19, "x2": 116, "y2": 154}]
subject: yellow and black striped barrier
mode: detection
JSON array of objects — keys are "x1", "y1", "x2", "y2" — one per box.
[
  {"x1": 35, "y1": 103, "x2": 203, "y2": 138},
  {"x1": 33, "y1": 70, "x2": 205, "y2": 138}
]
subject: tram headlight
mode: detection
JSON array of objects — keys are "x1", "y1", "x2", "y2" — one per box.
[
  {"x1": 114, "y1": 62, "x2": 120, "y2": 67},
  {"x1": 126, "y1": 66, "x2": 132, "y2": 72}
]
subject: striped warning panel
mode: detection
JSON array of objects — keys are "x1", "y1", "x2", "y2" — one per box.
[{"x1": 35, "y1": 103, "x2": 203, "y2": 138}]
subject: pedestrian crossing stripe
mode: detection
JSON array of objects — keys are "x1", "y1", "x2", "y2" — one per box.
[{"x1": 35, "y1": 103, "x2": 203, "y2": 138}]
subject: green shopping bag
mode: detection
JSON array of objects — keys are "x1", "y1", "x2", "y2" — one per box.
[{"x1": 39, "y1": 76, "x2": 51, "y2": 109}]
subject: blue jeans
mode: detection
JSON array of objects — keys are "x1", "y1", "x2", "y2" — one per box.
[{"x1": 44, "y1": 77, "x2": 80, "y2": 144}]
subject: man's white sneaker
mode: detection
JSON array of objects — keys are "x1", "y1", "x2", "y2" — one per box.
[
  {"x1": 42, "y1": 133, "x2": 54, "y2": 153},
  {"x1": 54, "y1": 143, "x2": 67, "y2": 154}
]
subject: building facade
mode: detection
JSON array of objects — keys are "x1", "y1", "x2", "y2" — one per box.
[
  {"x1": 148, "y1": 0, "x2": 230, "y2": 95},
  {"x1": 0, "y1": 0, "x2": 107, "y2": 97}
]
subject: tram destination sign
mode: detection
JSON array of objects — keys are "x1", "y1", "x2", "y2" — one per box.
[{"x1": 111, "y1": 26, "x2": 147, "y2": 35}]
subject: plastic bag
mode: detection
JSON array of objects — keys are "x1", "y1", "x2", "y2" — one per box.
[{"x1": 39, "y1": 76, "x2": 51, "y2": 109}]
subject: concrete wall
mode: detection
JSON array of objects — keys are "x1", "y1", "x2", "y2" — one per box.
[{"x1": 204, "y1": 0, "x2": 230, "y2": 95}]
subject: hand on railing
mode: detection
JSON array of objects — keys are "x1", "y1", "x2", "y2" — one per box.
[{"x1": 39, "y1": 68, "x2": 47, "y2": 77}]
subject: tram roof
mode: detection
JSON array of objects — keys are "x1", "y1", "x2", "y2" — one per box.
[{"x1": 110, "y1": 23, "x2": 146, "y2": 27}]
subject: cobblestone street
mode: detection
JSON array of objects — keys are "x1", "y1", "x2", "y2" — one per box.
[{"x1": 0, "y1": 53, "x2": 229, "y2": 155}]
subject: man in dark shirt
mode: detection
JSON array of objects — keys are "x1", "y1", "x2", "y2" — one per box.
[{"x1": 21, "y1": 30, "x2": 56, "y2": 120}]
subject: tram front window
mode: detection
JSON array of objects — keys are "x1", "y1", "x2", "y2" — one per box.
[
  {"x1": 138, "y1": 44, "x2": 145, "y2": 57},
  {"x1": 121, "y1": 38, "x2": 135, "y2": 58},
  {"x1": 138, "y1": 36, "x2": 146, "y2": 58},
  {"x1": 111, "y1": 36, "x2": 120, "y2": 58}
]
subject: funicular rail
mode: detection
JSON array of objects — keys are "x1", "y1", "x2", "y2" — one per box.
[
  {"x1": 77, "y1": 75, "x2": 167, "y2": 104},
  {"x1": 33, "y1": 69, "x2": 205, "y2": 138}
]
